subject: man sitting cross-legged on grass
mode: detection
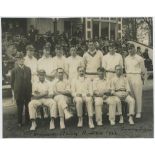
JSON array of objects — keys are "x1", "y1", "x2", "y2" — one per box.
[
  {"x1": 111, "y1": 65, "x2": 135, "y2": 125},
  {"x1": 93, "y1": 67, "x2": 120, "y2": 126},
  {"x1": 28, "y1": 69, "x2": 57, "y2": 131}
]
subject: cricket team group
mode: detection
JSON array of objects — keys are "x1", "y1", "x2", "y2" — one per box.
[{"x1": 11, "y1": 41, "x2": 145, "y2": 130}]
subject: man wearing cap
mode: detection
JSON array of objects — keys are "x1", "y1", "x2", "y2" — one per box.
[
  {"x1": 53, "y1": 68, "x2": 73, "y2": 129},
  {"x1": 125, "y1": 44, "x2": 145, "y2": 118},
  {"x1": 102, "y1": 42, "x2": 123, "y2": 81},
  {"x1": 24, "y1": 45, "x2": 38, "y2": 83},
  {"x1": 11, "y1": 52, "x2": 32, "y2": 127},
  {"x1": 52, "y1": 45, "x2": 68, "y2": 79},
  {"x1": 71, "y1": 66, "x2": 94, "y2": 128},
  {"x1": 111, "y1": 65, "x2": 135, "y2": 124},
  {"x1": 28, "y1": 69, "x2": 57, "y2": 130},
  {"x1": 37, "y1": 45, "x2": 53, "y2": 81},
  {"x1": 67, "y1": 46, "x2": 84, "y2": 81},
  {"x1": 83, "y1": 41, "x2": 103, "y2": 81},
  {"x1": 93, "y1": 67, "x2": 120, "y2": 126}
]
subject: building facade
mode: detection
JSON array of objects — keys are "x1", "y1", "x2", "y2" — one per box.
[{"x1": 27, "y1": 18, "x2": 122, "y2": 40}]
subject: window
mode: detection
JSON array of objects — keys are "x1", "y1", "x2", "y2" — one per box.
[
  {"x1": 118, "y1": 24, "x2": 121, "y2": 30},
  {"x1": 118, "y1": 18, "x2": 121, "y2": 22},
  {"x1": 87, "y1": 31, "x2": 91, "y2": 39},
  {"x1": 87, "y1": 21, "x2": 91, "y2": 29},
  {"x1": 118, "y1": 32, "x2": 121, "y2": 39}
]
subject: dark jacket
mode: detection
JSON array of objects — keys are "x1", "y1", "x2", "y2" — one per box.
[{"x1": 11, "y1": 65, "x2": 32, "y2": 100}]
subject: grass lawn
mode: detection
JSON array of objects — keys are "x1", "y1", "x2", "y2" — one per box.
[{"x1": 3, "y1": 89, "x2": 153, "y2": 138}]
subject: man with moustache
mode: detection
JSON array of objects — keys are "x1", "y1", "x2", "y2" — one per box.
[
  {"x1": 111, "y1": 65, "x2": 135, "y2": 125},
  {"x1": 53, "y1": 68, "x2": 73, "y2": 129},
  {"x1": 71, "y1": 66, "x2": 94, "y2": 128},
  {"x1": 11, "y1": 52, "x2": 32, "y2": 127}
]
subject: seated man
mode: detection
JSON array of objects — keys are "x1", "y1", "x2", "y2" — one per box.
[
  {"x1": 93, "y1": 67, "x2": 120, "y2": 126},
  {"x1": 53, "y1": 68, "x2": 73, "y2": 129},
  {"x1": 28, "y1": 70, "x2": 57, "y2": 131},
  {"x1": 111, "y1": 65, "x2": 135, "y2": 125},
  {"x1": 71, "y1": 66, "x2": 94, "y2": 128}
]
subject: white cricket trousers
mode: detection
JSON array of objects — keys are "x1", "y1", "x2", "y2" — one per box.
[
  {"x1": 115, "y1": 92, "x2": 135, "y2": 115},
  {"x1": 127, "y1": 74, "x2": 143, "y2": 113},
  {"x1": 29, "y1": 98, "x2": 57, "y2": 119},
  {"x1": 74, "y1": 96, "x2": 94, "y2": 117},
  {"x1": 94, "y1": 96, "x2": 118, "y2": 122},
  {"x1": 54, "y1": 95, "x2": 69, "y2": 117}
]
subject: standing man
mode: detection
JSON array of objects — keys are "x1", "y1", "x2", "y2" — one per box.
[
  {"x1": 125, "y1": 44, "x2": 145, "y2": 118},
  {"x1": 52, "y1": 45, "x2": 68, "y2": 78},
  {"x1": 111, "y1": 65, "x2": 135, "y2": 124},
  {"x1": 67, "y1": 46, "x2": 83, "y2": 81},
  {"x1": 93, "y1": 67, "x2": 120, "y2": 126},
  {"x1": 83, "y1": 41, "x2": 103, "y2": 81},
  {"x1": 71, "y1": 66, "x2": 94, "y2": 128},
  {"x1": 28, "y1": 70, "x2": 57, "y2": 130},
  {"x1": 53, "y1": 68, "x2": 73, "y2": 129},
  {"x1": 102, "y1": 42, "x2": 123, "y2": 81},
  {"x1": 11, "y1": 52, "x2": 32, "y2": 127},
  {"x1": 37, "y1": 45, "x2": 53, "y2": 81},
  {"x1": 24, "y1": 45, "x2": 38, "y2": 82}
]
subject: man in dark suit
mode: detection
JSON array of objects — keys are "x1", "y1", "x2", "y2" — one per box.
[{"x1": 11, "y1": 52, "x2": 32, "y2": 127}]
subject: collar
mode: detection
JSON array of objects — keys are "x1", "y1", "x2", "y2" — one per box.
[
  {"x1": 87, "y1": 50, "x2": 97, "y2": 57},
  {"x1": 39, "y1": 80, "x2": 46, "y2": 84},
  {"x1": 116, "y1": 75, "x2": 124, "y2": 79},
  {"x1": 108, "y1": 52, "x2": 116, "y2": 56},
  {"x1": 42, "y1": 56, "x2": 51, "y2": 59},
  {"x1": 78, "y1": 76, "x2": 87, "y2": 81},
  {"x1": 129, "y1": 54, "x2": 136, "y2": 58},
  {"x1": 18, "y1": 64, "x2": 24, "y2": 69},
  {"x1": 26, "y1": 55, "x2": 34, "y2": 60}
]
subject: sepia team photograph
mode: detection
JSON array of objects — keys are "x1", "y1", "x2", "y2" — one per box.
[{"x1": 1, "y1": 17, "x2": 153, "y2": 138}]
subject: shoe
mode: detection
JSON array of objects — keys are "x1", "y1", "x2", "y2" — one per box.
[
  {"x1": 129, "y1": 117, "x2": 134, "y2": 125},
  {"x1": 110, "y1": 120, "x2": 115, "y2": 126},
  {"x1": 30, "y1": 122, "x2": 37, "y2": 131},
  {"x1": 136, "y1": 113, "x2": 141, "y2": 118},
  {"x1": 60, "y1": 120, "x2": 65, "y2": 129},
  {"x1": 64, "y1": 111, "x2": 73, "y2": 120},
  {"x1": 89, "y1": 119, "x2": 95, "y2": 129},
  {"x1": 97, "y1": 121, "x2": 103, "y2": 126},
  {"x1": 77, "y1": 118, "x2": 83, "y2": 128},
  {"x1": 49, "y1": 120, "x2": 55, "y2": 130},
  {"x1": 119, "y1": 116, "x2": 124, "y2": 124}
]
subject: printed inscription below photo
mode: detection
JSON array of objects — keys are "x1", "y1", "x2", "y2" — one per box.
[{"x1": 1, "y1": 17, "x2": 153, "y2": 138}]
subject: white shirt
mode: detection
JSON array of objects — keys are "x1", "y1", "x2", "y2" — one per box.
[
  {"x1": 67, "y1": 55, "x2": 83, "y2": 80},
  {"x1": 125, "y1": 54, "x2": 145, "y2": 74},
  {"x1": 52, "y1": 56, "x2": 68, "y2": 74},
  {"x1": 71, "y1": 76, "x2": 93, "y2": 97},
  {"x1": 83, "y1": 50, "x2": 103, "y2": 73},
  {"x1": 93, "y1": 78, "x2": 110, "y2": 94},
  {"x1": 111, "y1": 75, "x2": 131, "y2": 92},
  {"x1": 32, "y1": 80, "x2": 49, "y2": 96},
  {"x1": 24, "y1": 56, "x2": 38, "y2": 75},
  {"x1": 102, "y1": 52, "x2": 123, "y2": 71},
  {"x1": 37, "y1": 56, "x2": 53, "y2": 76},
  {"x1": 53, "y1": 79, "x2": 71, "y2": 94}
]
